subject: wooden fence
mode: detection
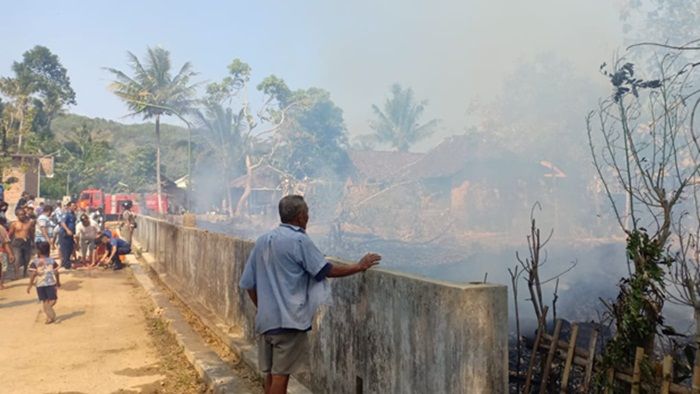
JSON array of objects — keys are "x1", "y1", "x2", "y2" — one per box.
[{"x1": 521, "y1": 311, "x2": 697, "y2": 393}]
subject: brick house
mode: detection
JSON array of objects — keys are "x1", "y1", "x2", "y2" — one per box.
[{"x1": 2, "y1": 154, "x2": 41, "y2": 205}]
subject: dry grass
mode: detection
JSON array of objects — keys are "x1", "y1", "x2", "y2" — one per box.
[
  {"x1": 143, "y1": 268, "x2": 263, "y2": 393},
  {"x1": 130, "y1": 273, "x2": 209, "y2": 394}
]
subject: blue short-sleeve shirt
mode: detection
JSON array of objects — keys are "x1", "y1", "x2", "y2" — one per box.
[
  {"x1": 240, "y1": 224, "x2": 329, "y2": 334},
  {"x1": 62, "y1": 211, "x2": 77, "y2": 233},
  {"x1": 110, "y1": 237, "x2": 129, "y2": 249}
]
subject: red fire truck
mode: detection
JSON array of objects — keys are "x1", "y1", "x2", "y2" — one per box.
[{"x1": 78, "y1": 189, "x2": 169, "y2": 218}]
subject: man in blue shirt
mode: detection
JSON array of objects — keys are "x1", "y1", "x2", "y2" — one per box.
[
  {"x1": 59, "y1": 201, "x2": 77, "y2": 269},
  {"x1": 97, "y1": 231, "x2": 131, "y2": 270},
  {"x1": 240, "y1": 195, "x2": 381, "y2": 394}
]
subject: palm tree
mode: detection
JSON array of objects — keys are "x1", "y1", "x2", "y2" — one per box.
[
  {"x1": 106, "y1": 47, "x2": 197, "y2": 213},
  {"x1": 194, "y1": 102, "x2": 247, "y2": 216},
  {"x1": 370, "y1": 83, "x2": 439, "y2": 152}
]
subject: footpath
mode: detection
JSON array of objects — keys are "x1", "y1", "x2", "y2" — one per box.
[
  {"x1": 0, "y1": 263, "x2": 257, "y2": 393},
  {"x1": 0, "y1": 268, "x2": 170, "y2": 393}
]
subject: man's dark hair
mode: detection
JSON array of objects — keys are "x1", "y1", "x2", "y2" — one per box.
[
  {"x1": 278, "y1": 195, "x2": 307, "y2": 223},
  {"x1": 36, "y1": 241, "x2": 50, "y2": 257}
]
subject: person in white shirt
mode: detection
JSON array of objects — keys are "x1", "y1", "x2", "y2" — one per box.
[
  {"x1": 35, "y1": 205, "x2": 56, "y2": 250},
  {"x1": 76, "y1": 214, "x2": 99, "y2": 266}
]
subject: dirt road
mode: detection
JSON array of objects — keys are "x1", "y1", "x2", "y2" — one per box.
[{"x1": 0, "y1": 267, "x2": 204, "y2": 394}]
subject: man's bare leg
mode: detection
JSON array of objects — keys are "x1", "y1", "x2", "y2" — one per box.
[
  {"x1": 42, "y1": 301, "x2": 51, "y2": 323},
  {"x1": 264, "y1": 373, "x2": 271, "y2": 393},
  {"x1": 268, "y1": 374, "x2": 290, "y2": 394},
  {"x1": 47, "y1": 300, "x2": 56, "y2": 322}
]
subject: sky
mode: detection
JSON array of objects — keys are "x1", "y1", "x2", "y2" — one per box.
[{"x1": 1, "y1": 0, "x2": 624, "y2": 148}]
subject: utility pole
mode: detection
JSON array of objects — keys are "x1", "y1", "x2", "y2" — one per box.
[
  {"x1": 187, "y1": 124, "x2": 192, "y2": 212},
  {"x1": 37, "y1": 160, "x2": 41, "y2": 198}
]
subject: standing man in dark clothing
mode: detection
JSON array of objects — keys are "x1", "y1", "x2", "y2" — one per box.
[
  {"x1": 240, "y1": 195, "x2": 381, "y2": 394},
  {"x1": 59, "y1": 202, "x2": 77, "y2": 269}
]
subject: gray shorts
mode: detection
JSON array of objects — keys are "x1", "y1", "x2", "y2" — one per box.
[
  {"x1": 80, "y1": 238, "x2": 96, "y2": 257},
  {"x1": 258, "y1": 331, "x2": 309, "y2": 375}
]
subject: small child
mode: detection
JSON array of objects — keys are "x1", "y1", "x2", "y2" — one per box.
[{"x1": 26, "y1": 241, "x2": 60, "y2": 324}]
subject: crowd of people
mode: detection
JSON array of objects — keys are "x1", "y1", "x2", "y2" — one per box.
[{"x1": 0, "y1": 191, "x2": 136, "y2": 323}]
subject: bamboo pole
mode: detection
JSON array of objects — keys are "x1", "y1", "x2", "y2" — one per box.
[
  {"x1": 560, "y1": 324, "x2": 579, "y2": 393},
  {"x1": 539, "y1": 319, "x2": 563, "y2": 394},
  {"x1": 524, "y1": 306, "x2": 549, "y2": 394},
  {"x1": 694, "y1": 358, "x2": 700, "y2": 394},
  {"x1": 631, "y1": 347, "x2": 644, "y2": 394},
  {"x1": 582, "y1": 329, "x2": 599, "y2": 393},
  {"x1": 604, "y1": 368, "x2": 614, "y2": 394},
  {"x1": 661, "y1": 355, "x2": 673, "y2": 394}
]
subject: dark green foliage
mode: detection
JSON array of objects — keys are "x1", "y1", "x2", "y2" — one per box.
[
  {"x1": 35, "y1": 115, "x2": 188, "y2": 199},
  {"x1": 257, "y1": 75, "x2": 292, "y2": 108},
  {"x1": 0, "y1": 45, "x2": 76, "y2": 153},
  {"x1": 51, "y1": 113, "x2": 190, "y2": 181},
  {"x1": 12, "y1": 45, "x2": 76, "y2": 120},
  {"x1": 105, "y1": 47, "x2": 197, "y2": 119},
  {"x1": 597, "y1": 229, "x2": 673, "y2": 390},
  {"x1": 276, "y1": 88, "x2": 351, "y2": 179},
  {"x1": 120, "y1": 147, "x2": 161, "y2": 191}
]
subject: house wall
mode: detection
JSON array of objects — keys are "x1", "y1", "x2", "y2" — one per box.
[
  {"x1": 135, "y1": 216, "x2": 508, "y2": 393},
  {"x1": 3, "y1": 157, "x2": 38, "y2": 205}
]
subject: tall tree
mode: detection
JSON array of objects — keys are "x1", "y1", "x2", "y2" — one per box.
[
  {"x1": 120, "y1": 147, "x2": 161, "y2": 192},
  {"x1": 0, "y1": 45, "x2": 75, "y2": 153},
  {"x1": 12, "y1": 46, "x2": 76, "y2": 122},
  {"x1": 368, "y1": 84, "x2": 438, "y2": 152},
  {"x1": 275, "y1": 88, "x2": 350, "y2": 179},
  {"x1": 198, "y1": 60, "x2": 297, "y2": 216},
  {"x1": 60, "y1": 124, "x2": 115, "y2": 192},
  {"x1": 106, "y1": 47, "x2": 197, "y2": 213},
  {"x1": 194, "y1": 103, "x2": 245, "y2": 216},
  {"x1": 587, "y1": 55, "x2": 697, "y2": 387}
]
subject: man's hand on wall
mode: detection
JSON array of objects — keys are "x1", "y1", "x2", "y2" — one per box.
[{"x1": 358, "y1": 253, "x2": 381, "y2": 271}]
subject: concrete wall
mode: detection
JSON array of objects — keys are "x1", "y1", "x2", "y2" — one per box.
[{"x1": 135, "y1": 216, "x2": 508, "y2": 393}]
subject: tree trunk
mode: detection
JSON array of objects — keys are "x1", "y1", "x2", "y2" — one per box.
[
  {"x1": 1, "y1": 121, "x2": 6, "y2": 155},
  {"x1": 16, "y1": 109, "x2": 24, "y2": 153},
  {"x1": 4, "y1": 111, "x2": 13, "y2": 155},
  {"x1": 186, "y1": 124, "x2": 192, "y2": 212},
  {"x1": 155, "y1": 115, "x2": 163, "y2": 214},
  {"x1": 694, "y1": 307, "x2": 700, "y2": 392},
  {"x1": 235, "y1": 155, "x2": 254, "y2": 216},
  {"x1": 225, "y1": 165, "x2": 234, "y2": 217},
  {"x1": 15, "y1": 97, "x2": 29, "y2": 153}
]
